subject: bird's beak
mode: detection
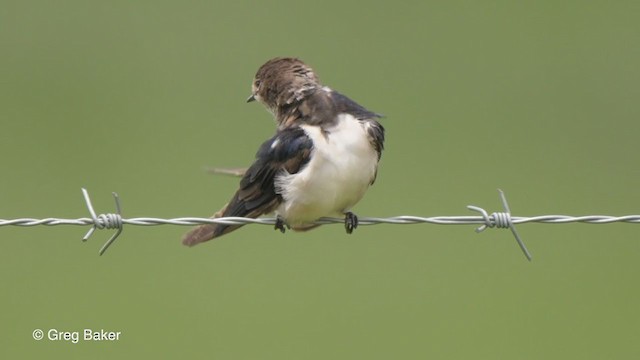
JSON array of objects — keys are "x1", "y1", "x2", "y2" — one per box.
[{"x1": 246, "y1": 94, "x2": 256, "y2": 103}]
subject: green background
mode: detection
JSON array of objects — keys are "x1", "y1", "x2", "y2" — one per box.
[{"x1": 1, "y1": 1, "x2": 639, "y2": 358}]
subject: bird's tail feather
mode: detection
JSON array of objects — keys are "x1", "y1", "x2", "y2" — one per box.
[
  {"x1": 182, "y1": 189, "x2": 281, "y2": 246},
  {"x1": 181, "y1": 224, "x2": 218, "y2": 247},
  {"x1": 181, "y1": 202, "x2": 244, "y2": 246}
]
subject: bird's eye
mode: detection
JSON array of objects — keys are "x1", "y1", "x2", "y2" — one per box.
[{"x1": 255, "y1": 80, "x2": 261, "y2": 88}]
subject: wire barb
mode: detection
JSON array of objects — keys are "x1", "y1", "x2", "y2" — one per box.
[
  {"x1": 81, "y1": 188, "x2": 124, "y2": 256},
  {"x1": 467, "y1": 189, "x2": 532, "y2": 261}
]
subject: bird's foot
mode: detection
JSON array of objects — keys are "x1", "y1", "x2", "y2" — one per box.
[
  {"x1": 344, "y1": 212, "x2": 358, "y2": 234},
  {"x1": 274, "y1": 216, "x2": 287, "y2": 234}
]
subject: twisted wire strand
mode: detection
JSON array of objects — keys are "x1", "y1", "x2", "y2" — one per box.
[
  {"x1": 1, "y1": 188, "x2": 638, "y2": 259},
  {"x1": 3, "y1": 215, "x2": 640, "y2": 227}
]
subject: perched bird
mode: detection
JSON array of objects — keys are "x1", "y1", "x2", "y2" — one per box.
[{"x1": 182, "y1": 57, "x2": 385, "y2": 246}]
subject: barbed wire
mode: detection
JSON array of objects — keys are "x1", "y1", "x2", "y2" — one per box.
[{"x1": 1, "y1": 188, "x2": 638, "y2": 259}]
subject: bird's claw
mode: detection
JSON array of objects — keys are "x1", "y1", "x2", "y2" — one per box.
[
  {"x1": 275, "y1": 216, "x2": 287, "y2": 234},
  {"x1": 344, "y1": 212, "x2": 358, "y2": 234}
]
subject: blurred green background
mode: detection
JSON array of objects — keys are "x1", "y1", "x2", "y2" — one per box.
[{"x1": 1, "y1": 1, "x2": 639, "y2": 358}]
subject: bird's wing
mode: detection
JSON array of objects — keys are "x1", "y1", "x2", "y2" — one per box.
[{"x1": 182, "y1": 127, "x2": 314, "y2": 246}]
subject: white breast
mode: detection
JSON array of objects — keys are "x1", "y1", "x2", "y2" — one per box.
[{"x1": 274, "y1": 114, "x2": 379, "y2": 226}]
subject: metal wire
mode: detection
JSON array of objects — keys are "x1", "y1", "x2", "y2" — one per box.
[{"x1": 1, "y1": 188, "x2": 638, "y2": 259}]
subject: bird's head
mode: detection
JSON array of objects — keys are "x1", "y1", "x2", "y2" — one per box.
[{"x1": 247, "y1": 57, "x2": 321, "y2": 114}]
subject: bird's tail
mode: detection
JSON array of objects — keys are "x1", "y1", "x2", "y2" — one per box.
[
  {"x1": 181, "y1": 223, "x2": 218, "y2": 247},
  {"x1": 182, "y1": 167, "x2": 251, "y2": 246},
  {"x1": 181, "y1": 202, "x2": 245, "y2": 246}
]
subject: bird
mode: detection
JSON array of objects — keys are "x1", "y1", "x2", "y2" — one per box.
[{"x1": 182, "y1": 57, "x2": 385, "y2": 246}]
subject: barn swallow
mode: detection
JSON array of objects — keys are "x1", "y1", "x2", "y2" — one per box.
[{"x1": 182, "y1": 57, "x2": 385, "y2": 246}]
